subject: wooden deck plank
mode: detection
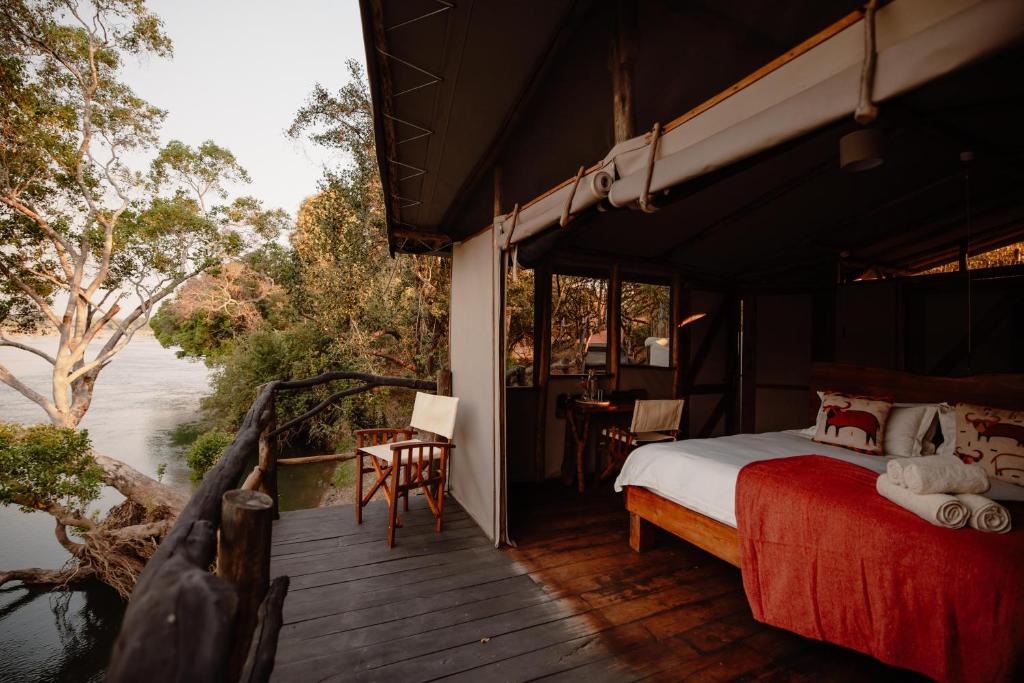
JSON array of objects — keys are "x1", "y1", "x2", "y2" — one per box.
[{"x1": 269, "y1": 483, "x2": 921, "y2": 682}]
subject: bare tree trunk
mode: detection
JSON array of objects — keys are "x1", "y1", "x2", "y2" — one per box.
[{"x1": 92, "y1": 453, "x2": 189, "y2": 513}]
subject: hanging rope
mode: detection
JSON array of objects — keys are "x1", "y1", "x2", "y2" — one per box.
[
  {"x1": 638, "y1": 122, "x2": 662, "y2": 213},
  {"x1": 502, "y1": 202, "x2": 521, "y2": 251},
  {"x1": 854, "y1": 0, "x2": 880, "y2": 125},
  {"x1": 559, "y1": 166, "x2": 587, "y2": 227}
]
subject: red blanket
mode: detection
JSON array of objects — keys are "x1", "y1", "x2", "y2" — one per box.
[{"x1": 736, "y1": 455, "x2": 1024, "y2": 683}]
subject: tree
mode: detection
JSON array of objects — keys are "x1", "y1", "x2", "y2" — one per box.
[
  {"x1": 286, "y1": 60, "x2": 449, "y2": 380},
  {"x1": 0, "y1": 0, "x2": 286, "y2": 593}
]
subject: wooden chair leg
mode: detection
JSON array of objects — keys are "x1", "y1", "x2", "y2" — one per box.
[
  {"x1": 387, "y1": 458, "x2": 401, "y2": 547},
  {"x1": 435, "y1": 482, "x2": 445, "y2": 533},
  {"x1": 403, "y1": 458, "x2": 411, "y2": 512},
  {"x1": 355, "y1": 451, "x2": 364, "y2": 524}
]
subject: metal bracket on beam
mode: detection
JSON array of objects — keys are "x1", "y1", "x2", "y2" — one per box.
[
  {"x1": 383, "y1": 113, "x2": 433, "y2": 145},
  {"x1": 376, "y1": 48, "x2": 443, "y2": 97},
  {"x1": 385, "y1": 1, "x2": 454, "y2": 32},
  {"x1": 389, "y1": 158, "x2": 427, "y2": 181}
]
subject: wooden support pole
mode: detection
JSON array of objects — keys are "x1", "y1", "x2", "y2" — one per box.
[
  {"x1": 608, "y1": 263, "x2": 622, "y2": 391},
  {"x1": 740, "y1": 294, "x2": 758, "y2": 433},
  {"x1": 610, "y1": 0, "x2": 637, "y2": 144},
  {"x1": 437, "y1": 369, "x2": 453, "y2": 397},
  {"x1": 277, "y1": 453, "x2": 356, "y2": 466},
  {"x1": 725, "y1": 293, "x2": 740, "y2": 435},
  {"x1": 219, "y1": 489, "x2": 273, "y2": 683},
  {"x1": 238, "y1": 576, "x2": 289, "y2": 683},
  {"x1": 671, "y1": 274, "x2": 691, "y2": 437},
  {"x1": 257, "y1": 394, "x2": 278, "y2": 520},
  {"x1": 493, "y1": 166, "x2": 504, "y2": 218},
  {"x1": 533, "y1": 261, "x2": 552, "y2": 481}
]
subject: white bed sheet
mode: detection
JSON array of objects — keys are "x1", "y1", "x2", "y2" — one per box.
[{"x1": 613, "y1": 429, "x2": 1024, "y2": 528}]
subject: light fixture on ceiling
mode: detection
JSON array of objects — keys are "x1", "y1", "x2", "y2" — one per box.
[
  {"x1": 677, "y1": 312, "x2": 707, "y2": 328},
  {"x1": 839, "y1": 128, "x2": 884, "y2": 172}
]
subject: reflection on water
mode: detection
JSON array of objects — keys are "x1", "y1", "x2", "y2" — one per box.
[
  {"x1": 0, "y1": 335, "x2": 338, "y2": 681},
  {"x1": 0, "y1": 335, "x2": 206, "y2": 683},
  {"x1": 0, "y1": 584, "x2": 123, "y2": 683}
]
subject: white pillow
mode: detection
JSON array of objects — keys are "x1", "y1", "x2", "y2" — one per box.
[
  {"x1": 808, "y1": 393, "x2": 937, "y2": 456},
  {"x1": 934, "y1": 402, "x2": 957, "y2": 457},
  {"x1": 884, "y1": 404, "x2": 937, "y2": 457}
]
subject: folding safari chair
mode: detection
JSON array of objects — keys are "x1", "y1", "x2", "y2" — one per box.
[
  {"x1": 354, "y1": 392, "x2": 459, "y2": 547},
  {"x1": 600, "y1": 399, "x2": 684, "y2": 481}
]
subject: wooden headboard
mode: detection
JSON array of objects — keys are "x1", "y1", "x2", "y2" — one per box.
[{"x1": 810, "y1": 363, "x2": 1024, "y2": 411}]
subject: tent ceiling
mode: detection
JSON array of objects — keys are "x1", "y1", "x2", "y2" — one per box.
[
  {"x1": 362, "y1": 0, "x2": 1023, "y2": 282},
  {"x1": 361, "y1": 0, "x2": 864, "y2": 251},
  {"x1": 520, "y1": 46, "x2": 1024, "y2": 287}
]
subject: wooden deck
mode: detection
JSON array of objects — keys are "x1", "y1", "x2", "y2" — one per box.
[{"x1": 270, "y1": 484, "x2": 923, "y2": 682}]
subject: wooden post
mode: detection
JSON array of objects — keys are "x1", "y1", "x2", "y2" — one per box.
[
  {"x1": 607, "y1": 264, "x2": 622, "y2": 391},
  {"x1": 740, "y1": 294, "x2": 757, "y2": 433},
  {"x1": 437, "y1": 369, "x2": 452, "y2": 397},
  {"x1": 238, "y1": 576, "x2": 290, "y2": 683},
  {"x1": 725, "y1": 293, "x2": 740, "y2": 435},
  {"x1": 671, "y1": 274, "x2": 691, "y2": 437},
  {"x1": 533, "y1": 261, "x2": 552, "y2": 481},
  {"x1": 257, "y1": 393, "x2": 278, "y2": 520},
  {"x1": 219, "y1": 489, "x2": 273, "y2": 683},
  {"x1": 610, "y1": 0, "x2": 637, "y2": 144},
  {"x1": 493, "y1": 165, "x2": 503, "y2": 218}
]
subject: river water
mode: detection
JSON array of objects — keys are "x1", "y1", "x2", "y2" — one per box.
[{"x1": 0, "y1": 335, "x2": 334, "y2": 682}]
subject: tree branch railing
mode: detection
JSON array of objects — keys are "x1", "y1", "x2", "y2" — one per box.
[{"x1": 106, "y1": 370, "x2": 444, "y2": 683}]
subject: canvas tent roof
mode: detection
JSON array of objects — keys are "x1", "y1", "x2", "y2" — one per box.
[{"x1": 362, "y1": 0, "x2": 1024, "y2": 284}]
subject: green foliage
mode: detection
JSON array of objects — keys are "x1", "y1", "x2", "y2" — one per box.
[
  {"x1": 0, "y1": 423, "x2": 103, "y2": 514},
  {"x1": 151, "y1": 61, "x2": 446, "y2": 450},
  {"x1": 1, "y1": 1, "x2": 289, "y2": 429},
  {"x1": 184, "y1": 429, "x2": 233, "y2": 481},
  {"x1": 332, "y1": 459, "x2": 355, "y2": 490},
  {"x1": 201, "y1": 324, "x2": 391, "y2": 447},
  {"x1": 167, "y1": 422, "x2": 202, "y2": 447}
]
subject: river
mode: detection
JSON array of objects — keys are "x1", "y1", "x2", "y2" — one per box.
[{"x1": 0, "y1": 335, "x2": 335, "y2": 682}]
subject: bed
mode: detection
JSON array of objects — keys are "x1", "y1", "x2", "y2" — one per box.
[
  {"x1": 614, "y1": 362, "x2": 1024, "y2": 563},
  {"x1": 613, "y1": 363, "x2": 1024, "y2": 681}
]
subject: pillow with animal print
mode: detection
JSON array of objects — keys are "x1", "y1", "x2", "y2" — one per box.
[
  {"x1": 812, "y1": 392, "x2": 893, "y2": 455},
  {"x1": 955, "y1": 403, "x2": 1024, "y2": 487}
]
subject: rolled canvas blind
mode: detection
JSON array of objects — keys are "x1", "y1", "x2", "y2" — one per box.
[{"x1": 495, "y1": 0, "x2": 1024, "y2": 250}]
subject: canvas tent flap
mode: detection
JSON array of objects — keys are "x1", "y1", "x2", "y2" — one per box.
[
  {"x1": 449, "y1": 227, "x2": 502, "y2": 543},
  {"x1": 495, "y1": 0, "x2": 1024, "y2": 250}
]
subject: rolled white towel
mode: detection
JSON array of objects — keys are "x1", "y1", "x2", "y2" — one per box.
[
  {"x1": 876, "y1": 474, "x2": 969, "y2": 528},
  {"x1": 956, "y1": 493, "x2": 1012, "y2": 533},
  {"x1": 886, "y1": 455, "x2": 989, "y2": 495}
]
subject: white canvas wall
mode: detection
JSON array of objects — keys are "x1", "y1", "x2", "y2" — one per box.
[{"x1": 449, "y1": 227, "x2": 502, "y2": 543}]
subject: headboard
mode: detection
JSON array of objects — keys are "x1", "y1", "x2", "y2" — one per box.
[{"x1": 810, "y1": 363, "x2": 1024, "y2": 412}]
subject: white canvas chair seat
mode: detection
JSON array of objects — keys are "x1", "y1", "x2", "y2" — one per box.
[
  {"x1": 355, "y1": 392, "x2": 459, "y2": 547},
  {"x1": 599, "y1": 399, "x2": 685, "y2": 483},
  {"x1": 629, "y1": 399, "x2": 684, "y2": 434},
  {"x1": 360, "y1": 440, "x2": 444, "y2": 464}
]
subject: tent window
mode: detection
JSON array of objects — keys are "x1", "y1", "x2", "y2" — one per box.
[
  {"x1": 551, "y1": 274, "x2": 608, "y2": 375},
  {"x1": 506, "y1": 269, "x2": 534, "y2": 387},
  {"x1": 914, "y1": 240, "x2": 1024, "y2": 275},
  {"x1": 621, "y1": 281, "x2": 672, "y2": 367}
]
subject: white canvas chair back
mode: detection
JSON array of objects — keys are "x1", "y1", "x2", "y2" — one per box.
[
  {"x1": 410, "y1": 392, "x2": 459, "y2": 440},
  {"x1": 629, "y1": 399, "x2": 684, "y2": 434}
]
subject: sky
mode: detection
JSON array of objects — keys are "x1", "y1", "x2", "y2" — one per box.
[{"x1": 119, "y1": 0, "x2": 367, "y2": 220}]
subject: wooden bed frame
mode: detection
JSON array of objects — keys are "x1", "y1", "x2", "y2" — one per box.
[{"x1": 626, "y1": 362, "x2": 1024, "y2": 563}]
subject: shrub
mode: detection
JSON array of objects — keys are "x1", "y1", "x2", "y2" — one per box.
[
  {"x1": 0, "y1": 423, "x2": 103, "y2": 515},
  {"x1": 185, "y1": 430, "x2": 234, "y2": 481}
]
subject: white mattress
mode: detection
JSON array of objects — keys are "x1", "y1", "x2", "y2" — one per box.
[{"x1": 613, "y1": 430, "x2": 1024, "y2": 528}]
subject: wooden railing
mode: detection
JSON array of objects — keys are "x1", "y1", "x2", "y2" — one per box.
[{"x1": 106, "y1": 371, "x2": 442, "y2": 683}]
